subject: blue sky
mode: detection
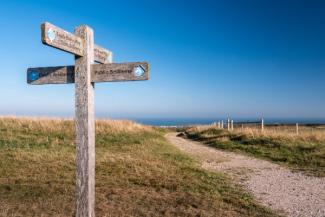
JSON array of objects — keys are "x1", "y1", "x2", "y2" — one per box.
[{"x1": 0, "y1": 0, "x2": 324, "y2": 120}]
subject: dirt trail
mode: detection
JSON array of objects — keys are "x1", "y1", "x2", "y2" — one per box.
[{"x1": 166, "y1": 133, "x2": 325, "y2": 217}]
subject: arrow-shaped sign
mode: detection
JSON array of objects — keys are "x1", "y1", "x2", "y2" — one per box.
[
  {"x1": 27, "y1": 62, "x2": 149, "y2": 84},
  {"x1": 41, "y1": 22, "x2": 112, "y2": 63}
]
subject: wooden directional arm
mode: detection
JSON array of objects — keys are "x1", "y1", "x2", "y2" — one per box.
[
  {"x1": 94, "y1": 45, "x2": 112, "y2": 64},
  {"x1": 91, "y1": 62, "x2": 149, "y2": 83},
  {"x1": 27, "y1": 62, "x2": 149, "y2": 85},
  {"x1": 41, "y1": 22, "x2": 112, "y2": 64},
  {"x1": 41, "y1": 22, "x2": 84, "y2": 56},
  {"x1": 27, "y1": 66, "x2": 74, "y2": 84}
]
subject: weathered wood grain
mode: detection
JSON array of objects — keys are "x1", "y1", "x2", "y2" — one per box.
[
  {"x1": 75, "y1": 25, "x2": 95, "y2": 217},
  {"x1": 27, "y1": 66, "x2": 74, "y2": 84},
  {"x1": 41, "y1": 22, "x2": 84, "y2": 56},
  {"x1": 42, "y1": 22, "x2": 112, "y2": 63},
  {"x1": 27, "y1": 62, "x2": 149, "y2": 84},
  {"x1": 94, "y1": 45, "x2": 112, "y2": 64},
  {"x1": 92, "y1": 62, "x2": 149, "y2": 82}
]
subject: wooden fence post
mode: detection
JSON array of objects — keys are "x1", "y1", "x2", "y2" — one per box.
[
  {"x1": 296, "y1": 123, "x2": 299, "y2": 135},
  {"x1": 261, "y1": 118, "x2": 264, "y2": 133},
  {"x1": 221, "y1": 120, "x2": 224, "y2": 129},
  {"x1": 227, "y1": 118, "x2": 230, "y2": 131},
  {"x1": 231, "y1": 120, "x2": 234, "y2": 131}
]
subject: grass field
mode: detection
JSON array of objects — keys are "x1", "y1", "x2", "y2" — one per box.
[
  {"x1": 183, "y1": 125, "x2": 325, "y2": 177},
  {"x1": 0, "y1": 117, "x2": 278, "y2": 217}
]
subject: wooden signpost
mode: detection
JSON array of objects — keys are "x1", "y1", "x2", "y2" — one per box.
[{"x1": 27, "y1": 22, "x2": 149, "y2": 217}]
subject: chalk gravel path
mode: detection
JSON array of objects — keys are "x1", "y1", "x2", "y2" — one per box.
[{"x1": 166, "y1": 133, "x2": 325, "y2": 217}]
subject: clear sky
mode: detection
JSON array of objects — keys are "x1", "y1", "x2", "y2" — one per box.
[{"x1": 0, "y1": 0, "x2": 324, "y2": 120}]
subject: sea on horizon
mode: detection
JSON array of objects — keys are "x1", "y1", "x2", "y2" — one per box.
[{"x1": 130, "y1": 118, "x2": 325, "y2": 127}]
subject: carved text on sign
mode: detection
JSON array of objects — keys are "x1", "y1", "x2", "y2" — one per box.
[{"x1": 27, "y1": 62, "x2": 149, "y2": 84}]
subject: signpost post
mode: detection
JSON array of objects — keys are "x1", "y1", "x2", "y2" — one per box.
[{"x1": 27, "y1": 22, "x2": 150, "y2": 217}]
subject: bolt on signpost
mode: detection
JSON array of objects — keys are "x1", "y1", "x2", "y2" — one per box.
[{"x1": 26, "y1": 22, "x2": 150, "y2": 217}]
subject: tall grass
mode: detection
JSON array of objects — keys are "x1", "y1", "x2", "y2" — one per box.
[{"x1": 0, "y1": 116, "x2": 152, "y2": 134}]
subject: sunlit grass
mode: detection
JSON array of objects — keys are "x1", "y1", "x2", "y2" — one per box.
[
  {"x1": 184, "y1": 125, "x2": 325, "y2": 177},
  {"x1": 0, "y1": 117, "x2": 278, "y2": 217}
]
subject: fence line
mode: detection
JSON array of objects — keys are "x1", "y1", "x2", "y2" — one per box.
[{"x1": 212, "y1": 118, "x2": 325, "y2": 137}]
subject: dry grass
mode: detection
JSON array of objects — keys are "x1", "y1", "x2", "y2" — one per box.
[
  {"x1": 96, "y1": 119, "x2": 153, "y2": 134},
  {"x1": 234, "y1": 125, "x2": 325, "y2": 142},
  {"x1": 0, "y1": 116, "x2": 153, "y2": 134},
  {"x1": 0, "y1": 117, "x2": 277, "y2": 217},
  {"x1": 189, "y1": 124, "x2": 325, "y2": 143},
  {"x1": 183, "y1": 125, "x2": 325, "y2": 177}
]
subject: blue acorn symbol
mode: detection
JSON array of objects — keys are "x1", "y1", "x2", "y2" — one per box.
[
  {"x1": 29, "y1": 71, "x2": 39, "y2": 81},
  {"x1": 133, "y1": 65, "x2": 145, "y2": 77}
]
